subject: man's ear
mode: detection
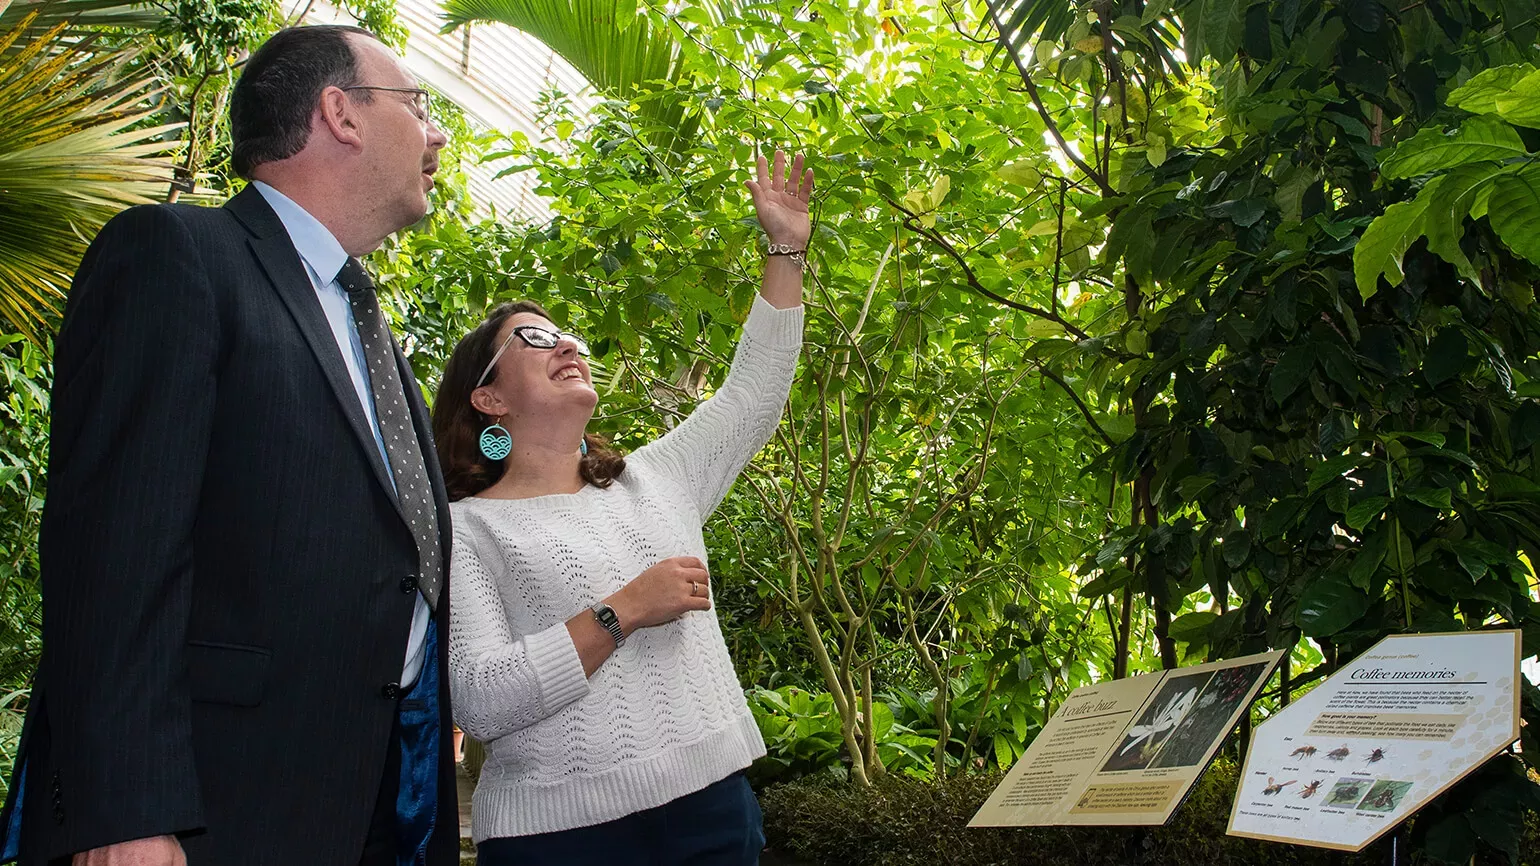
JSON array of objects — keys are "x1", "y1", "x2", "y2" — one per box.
[{"x1": 317, "y1": 85, "x2": 363, "y2": 150}]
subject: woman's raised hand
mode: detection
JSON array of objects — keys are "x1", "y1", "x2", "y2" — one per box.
[
  {"x1": 606, "y1": 556, "x2": 713, "y2": 634},
  {"x1": 745, "y1": 150, "x2": 814, "y2": 250}
]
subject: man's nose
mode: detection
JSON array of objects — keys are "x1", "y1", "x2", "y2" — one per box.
[
  {"x1": 427, "y1": 119, "x2": 448, "y2": 149},
  {"x1": 555, "y1": 338, "x2": 579, "y2": 356}
]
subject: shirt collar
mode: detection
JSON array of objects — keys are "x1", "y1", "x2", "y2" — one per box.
[{"x1": 251, "y1": 180, "x2": 349, "y2": 286}]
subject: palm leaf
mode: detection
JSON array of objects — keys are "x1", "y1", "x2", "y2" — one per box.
[
  {"x1": 984, "y1": 0, "x2": 1187, "y2": 82},
  {"x1": 0, "y1": 13, "x2": 178, "y2": 340},
  {"x1": 0, "y1": 1, "x2": 165, "y2": 34},
  {"x1": 441, "y1": 0, "x2": 698, "y2": 155}
]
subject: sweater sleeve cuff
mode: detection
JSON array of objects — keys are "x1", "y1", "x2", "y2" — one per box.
[
  {"x1": 744, "y1": 294, "x2": 804, "y2": 349},
  {"x1": 525, "y1": 623, "x2": 590, "y2": 714}
]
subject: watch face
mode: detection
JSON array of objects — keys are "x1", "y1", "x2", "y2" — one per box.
[{"x1": 593, "y1": 603, "x2": 617, "y2": 625}]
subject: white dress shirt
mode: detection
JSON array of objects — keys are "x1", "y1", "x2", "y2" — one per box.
[{"x1": 253, "y1": 181, "x2": 432, "y2": 688}]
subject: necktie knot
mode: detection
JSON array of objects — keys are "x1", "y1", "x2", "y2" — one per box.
[{"x1": 338, "y1": 257, "x2": 374, "y2": 296}]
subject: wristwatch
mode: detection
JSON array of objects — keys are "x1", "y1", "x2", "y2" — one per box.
[{"x1": 591, "y1": 602, "x2": 626, "y2": 648}]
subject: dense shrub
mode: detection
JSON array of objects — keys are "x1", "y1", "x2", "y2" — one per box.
[{"x1": 759, "y1": 760, "x2": 1540, "y2": 866}]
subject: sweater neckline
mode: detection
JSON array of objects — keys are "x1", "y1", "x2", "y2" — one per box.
[{"x1": 461, "y1": 483, "x2": 596, "y2": 506}]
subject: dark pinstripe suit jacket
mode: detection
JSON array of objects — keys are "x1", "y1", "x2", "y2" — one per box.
[{"x1": 0, "y1": 186, "x2": 458, "y2": 865}]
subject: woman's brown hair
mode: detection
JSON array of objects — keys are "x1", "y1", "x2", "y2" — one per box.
[{"x1": 433, "y1": 301, "x2": 625, "y2": 501}]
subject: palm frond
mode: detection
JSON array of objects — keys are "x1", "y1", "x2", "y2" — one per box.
[
  {"x1": 0, "y1": 13, "x2": 178, "y2": 340},
  {"x1": 441, "y1": 0, "x2": 697, "y2": 154},
  {"x1": 985, "y1": 0, "x2": 1188, "y2": 83},
  {"x1": 0, "y1": 1, "x2": 165, "y2": 35}
]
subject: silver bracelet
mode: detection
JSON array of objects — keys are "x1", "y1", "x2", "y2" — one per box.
[{"x1": 767, "y1": 242, "x2": 808, "y2": 272}]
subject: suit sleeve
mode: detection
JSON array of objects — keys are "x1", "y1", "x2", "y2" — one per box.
[{"x1": 39, "y1": 205, "x2": 216, "y2": 854}]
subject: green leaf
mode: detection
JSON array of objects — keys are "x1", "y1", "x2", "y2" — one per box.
[
  {"x1": 1379, "y1": 116, "x2": 1528, "y2": 179},
  {"x1": 1354, "y1": 191, "x2": 1434, "y2": 300},
  {"x1": 1404, "y1": 487, "x2": 1453, "y2": 510},
  {"x1": 1169, "y1": 610, "x2": 1217, "y2": 643},
  {"x1": 1422, "y1": 161, "x2": 1514, "y2": 277},
  {"x1": 1100, "y1": 414, "x2": 1136, "y2": 442},
  {"x1": 1451, "y1": 540, "x2": 1493, "y2": 582},
  {"x1": 1345, "y1": 496, "x2": 1388, "y2": 530},
  {"x1": 1422, "y1": 814, "x2": 1478, "y2": 864},
  {"x1": 1222, "y1": 530, "x2": 1252, "y2": 568},
  {"x1": 1487, "y1": 163, "x2": 1540, "y2": 266},
  {"x1": 1349, "y1": 529, "x2": 1389, "y2": 589},
  {"x1": 1323, "y1": 110, "x2": 1371, "y2": 141},
  {"x1": 1125, "y1": 326, "x2": 1148, "y2": 355},
  {"x1": 1423, "y1": 327, "x2": 1468, "y2": 387},
  {"x1": 1270, "y1": 346, "x2": 1314, "y2": 403},
  {"x1": 1448, "y1": 64, "x2": 1537, "y2": 115},
  {"x1": 997, "y1": 160, "x2": 1041, "y2": 187},
  {"x1": 1495, "y1": 69, "x2": 1540, "y2": 129},
  {"x1": 994, "y1": 731, "x2": 1015, "y2": 769},
  {"x1": 1308, "y1": 454, "x2": 1361, "y2": 492},
  {"x1": 1297, "y1": 571, "x2": 1371, "y2": 637},
  {"x1": 1241, "y1": 1, "x2": 1271, "y2": 61},
  {"x1": 1201, "y1": 0, "x2": 1248, "y2": 61}
]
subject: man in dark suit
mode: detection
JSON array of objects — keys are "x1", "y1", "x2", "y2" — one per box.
[{"x1": 0, "y1": 25, "x2": 457, "y2": 866}]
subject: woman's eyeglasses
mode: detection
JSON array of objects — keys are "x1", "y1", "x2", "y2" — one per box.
[{"x1": 476, "y1": 325, "x2": 590, "y2": 387}]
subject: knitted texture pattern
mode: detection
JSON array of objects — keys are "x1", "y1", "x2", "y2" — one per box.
[{"x1": 448, "y1": 296, "x2": 804, "y2": 841}]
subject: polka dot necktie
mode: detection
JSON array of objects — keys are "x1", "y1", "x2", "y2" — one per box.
[{"x1": 340, "y1": 257, "x2": 442, "y2": 610}]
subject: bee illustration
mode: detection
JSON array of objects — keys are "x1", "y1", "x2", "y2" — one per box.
[
  {"x1": 1326, "y1": 746, "x2": 1351, "y2": 761},
  {"x1": 1262, "y1": 776, "x2": 1296, "y2": 796},
  {"x1": 1327, "y1": 781, "x2": 1365, "y2": 805},
  {"x1": 1366, "y1": 748, "x2": 1386, "y2": 764},
  {"x1": 1368, "y1": 788, "x2": 1397, "y2": 809},
  {"x1": 1299, "y1": 780, "x2": 1323, "y2": 798},
  {"x1": 1290, "y1": 745, "x2": 1318, "y2": 759}
]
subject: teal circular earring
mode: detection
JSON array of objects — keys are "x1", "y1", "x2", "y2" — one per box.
[
  {"x1": 479, "y1": 421, "x2": 512, "y2": 461},
  {"x1": 579, "y1": 437, "x2": 589, "y2": 456}
]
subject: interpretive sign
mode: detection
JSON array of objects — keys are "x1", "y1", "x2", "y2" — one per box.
[
  {"x1": 970, "y1": 650, "x2": 1283, "y2": 827},
  {"x1": 1226, "y1": 630, "x2": 1522, "y2": 852}
]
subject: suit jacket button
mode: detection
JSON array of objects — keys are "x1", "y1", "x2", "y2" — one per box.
[
  {"x1": 399, "y1": 576, "x2": 417, "y2": 594},
  {"x1": 381, "y1": 682, "x2": 401, "y2": 699}
]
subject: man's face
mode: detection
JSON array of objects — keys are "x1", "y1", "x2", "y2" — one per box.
[{"x1": 346, "y1": 35, "x2": 448, "y2": 232}]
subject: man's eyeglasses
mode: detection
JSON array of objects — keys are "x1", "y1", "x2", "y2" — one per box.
[
  {"x1": 476, "y1": 325, "x2": 591, "y2": 388},
  {"x1": 341, "y1": 85, "x2": 431, "y2": 124}
]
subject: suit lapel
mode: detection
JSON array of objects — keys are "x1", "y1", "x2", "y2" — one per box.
[{"x1": 226, "y1": 187, "x2": 406, "y2": 524}]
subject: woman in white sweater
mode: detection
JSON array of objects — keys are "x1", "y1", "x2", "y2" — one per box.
[{"x1": 430, "y1": 151, "x2": 813, "y2": 865}]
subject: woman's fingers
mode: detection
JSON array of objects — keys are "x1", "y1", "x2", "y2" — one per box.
[{"x1": 752, "y1": 150, "x2": 814, "y2": 204}]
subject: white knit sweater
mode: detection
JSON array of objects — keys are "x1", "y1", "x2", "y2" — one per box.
[{"x1": 448, "y1": 296, "x2": 803, "y2": 841}]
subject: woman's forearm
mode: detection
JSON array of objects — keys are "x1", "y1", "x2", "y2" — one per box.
[
  {"x1": 565, "y1": 608, "x2": 617, "y2": 677},
  {"x1": 759, "y1": 252, "x2": 805, "y2": 310}
]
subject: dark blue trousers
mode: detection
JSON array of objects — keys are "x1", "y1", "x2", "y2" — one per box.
[{"x1": 476, "y1": 771, "x2": 764, "y2": 866}]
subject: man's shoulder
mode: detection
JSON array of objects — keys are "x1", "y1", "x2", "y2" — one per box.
[{"x1": 98, "y1": 200, "x2": 244, "y2": 247}]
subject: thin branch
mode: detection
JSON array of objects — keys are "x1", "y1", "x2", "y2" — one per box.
[
  {"x1": 983, "y1": 4, "x2": 1115, "y2": 197},
  {"x1": 886, "y1": 199, "x2": 1092, "y2": 341}
]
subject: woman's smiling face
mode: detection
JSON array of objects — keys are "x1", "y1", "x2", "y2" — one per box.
[{"x1": 478, "y1": 312, "x2": 598, "y2": 423}]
